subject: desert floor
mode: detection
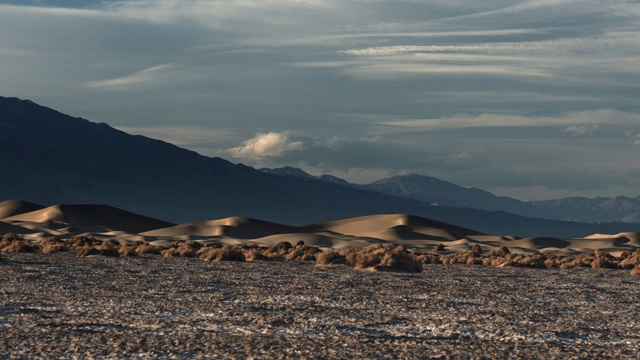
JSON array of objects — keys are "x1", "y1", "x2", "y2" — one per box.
[{"x1": 1, "y1": 252, "x2": 639, "y2": 359}]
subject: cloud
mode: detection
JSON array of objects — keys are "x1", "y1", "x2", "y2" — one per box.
[
  {"x1": 228, "y1": 132, "x2": 304, "y2": 160},
  {"x1": 83, "y1": 64, "x2": 177, "y2": 91},
  {"x1": 225, "y1": 132, "x2": 483, "y2": 176},
  {"x1": 562, "y1": 124, "x2": 599, "y2": 137},
  {"x1": 378, "y1": 110, "x2": 640, "y2": 130}
]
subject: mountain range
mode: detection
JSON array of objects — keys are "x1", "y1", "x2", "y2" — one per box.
[
  {"x1": 1, "y1": 95, "x2": 639, "y2": 238},
  {"x1": 262, "y1": 167, "x2": 640, "y2": 224}
]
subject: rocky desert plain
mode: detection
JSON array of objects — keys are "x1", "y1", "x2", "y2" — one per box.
[{"x1": 2, "y1": 199, "x2": 640, "y2": 358}]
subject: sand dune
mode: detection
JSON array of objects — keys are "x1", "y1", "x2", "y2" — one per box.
[
  {"x1": 3, "y1": 204, "x2": 174, "y2": 235},
  {"x1": 306, "y1": 214, "x2": 484, "y2": 239},
  {"x1": 142, "y1": 216, "x2": 307, "y2": 239},
  {"x1": 1, "y1": 202, "x2": 640, "y2": 255},
  {"x1": 0, "y1": 200, "x2": 45, "y2": 219}
]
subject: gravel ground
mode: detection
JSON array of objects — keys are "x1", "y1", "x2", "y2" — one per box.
[{"x1": 1, "y1": 252, "x2": 640, "y2": 359}]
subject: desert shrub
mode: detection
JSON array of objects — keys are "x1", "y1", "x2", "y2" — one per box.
[
  {"x1": 161, "y1": 240, "x2": 201, "y2": 258},
  {"x1": 353, "y1": 246, "x2": 387, "y2": 269},
  {"x1": 631, "y1": 265, "x2": 640, "y2": 276},
  {"x1": 135, "y1": 242, "x2": 163, "y2": 255},
  {"x1": 558, "y1": 252, "x2": 594, "y2": 269},
  {"x1": 161, "y1": 247, "x2": 177, "y2": 258},
  {"x1": 102, "y1": 239, "x2": 120, "y2": 247},
  {"x1": 590, "y1": 249, "x2": 618, "y2": 269},
  {"x1": 0, "y1": 233, "x2": 39, "y2": 253},
  {"x1": 286, "y1": 245, "x2": 322, "y2": 261},
  {"x1": 619, "y1": 252, "x2": 640, "y2": 269},
  {"x1": 338, "y1": 248, "x2": 361, "y2": 266},
  {"x1": 1, "y1": 233, "x2": 40, "y2": 252},
  {"x1": 315, "y1": 250, "x2": 346, "y2": 266},
  {"x1": 39, "y1": 237, "x2": 69, "y2": 253},
  {"x1": 118, "y1": 245, "x2": 138, "y2": 256},
  {"x1": 516, "y1": 254, "x2": 547, "y2": 269},
  {"x1": 471, "y1": 244, "x2": 483, "y2": 256},
  {"x1": 263, "y1": 241, "x2": 293, "y2": 259},
  {"x1": 441, "y1": 251, "x2": 474, "y2": 265},
  {"x1": 485, "y1": 246, "x2": 510, "y2": 258},
  {"x1": 199, "y1": 245, "x2": 245, "y2": 262},
  {"x1": 68, "y1": 235, "x2": 102, "y2": 249},
  {"x1": 466, "y1": 257, "x2": 482, "y2": 265},
  {"x1": 619, "y1": 250, "x2": 632, "y2": 260},
  {"x1": 544, "y1": 257, "x2": 560, "y2": 269},
  {"x1": 175, "y1": 242, "x2": 199, "y2": 257},
  {"x1": 77, "y1": 241, "x2": 120, "y2": 257},
  {"x1": 351, "y1": 245, "x2": 422, "y2": 272},
  {"x1": 2, "y1": 239, "x2": 38, "y2": 253},
  {"x1": 491, "y1": 257, "x2": 510, "y2": 267},
  {"x1": 243, "y1": 248, "x2": 270, "y2": 261},
  {"x1": 376, "y1": 248, "x2": 422, "y2": 272},
  {"x1": 434, "y1": 243, "x2": 446, "y2": 252},
  {"x1": 414, "y1": 252, "x2": 441, "y2": 264}
]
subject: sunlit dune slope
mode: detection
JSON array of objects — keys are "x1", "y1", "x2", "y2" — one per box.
[{"x1": 2, "y1": 204, "x2": 174, "y2": 234}]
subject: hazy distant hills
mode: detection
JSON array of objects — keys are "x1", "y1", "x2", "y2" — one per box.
[
  {"x1": 263, "y1": 169, "x2": 640, "y2": 224},
  {"x1": 368, "y1": 175, "x2": 640, "y2": 223},
  {"x1": 1, "y1": 95, "x2": 639, "y2": 238}
]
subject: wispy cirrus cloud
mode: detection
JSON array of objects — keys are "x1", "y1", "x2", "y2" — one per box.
[
  {"x1": 84, "y1": 64, "x2": 177, "y2": 91},
  {"x1": 378, "y1": 110, "x2": 640, "y2": 130}
]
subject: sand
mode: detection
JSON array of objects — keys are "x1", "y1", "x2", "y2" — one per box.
[
  {"x1": 1, "y1": 252, "x2": 639, "y2": 358},
  {"x1": 2, "y1": 202, "x2": 640, "y2": 255}
]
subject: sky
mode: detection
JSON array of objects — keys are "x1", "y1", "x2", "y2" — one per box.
[{"x1": 1, "y1": 0, "x2": 640, "y2": 200}]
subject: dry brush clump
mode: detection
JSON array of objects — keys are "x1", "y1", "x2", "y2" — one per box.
[
  {"x1": 286, "y1": 244, "x2": 322, "y2": 261},
  {"x1": 199, "y1": 245, "x2": 246, "y2": 262},
  {"x1": 316, "y1": 244, "x2": 423, "y2": 273},
  {"x1": 134, "y1": 242, "x2": 164, "y2": 255},
  {"x1": 315, "y1": 250, "x2": 347, "y2": 266},
  {"x1": 619, "y1": 248, "x2": 640, "y2": 269},
  {"x1": 413, "y1": 251, "x2": 442, "y2": 265},
  {"x1": 161, "y1": 240, "x2": 203, "y2": 258},
  {"x1": 38, "y1": 237, "x2": 70, "y2": 253},
  {"x1": 68, "y1": 235, "x2": 102, "y2": 249},
  {"x1": 262, "y1": 241, "x2": 293, "y2": 259},
  {"x1": 0, "y1": 233, "x2": 39, "y2": 253},
  {"x1": 77, "y1": 239, "x2": 121, "y2": 257},
  {"x1": 434, "y1": 243, "x2": 446, "y2": 252},
  {"x1": 241, "y1": 245, "x2": 270, "y2": 261}
]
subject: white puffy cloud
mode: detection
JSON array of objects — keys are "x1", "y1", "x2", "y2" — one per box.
[{"x1": 228, "y1": 132, "x2": 304, "y2": 160}]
